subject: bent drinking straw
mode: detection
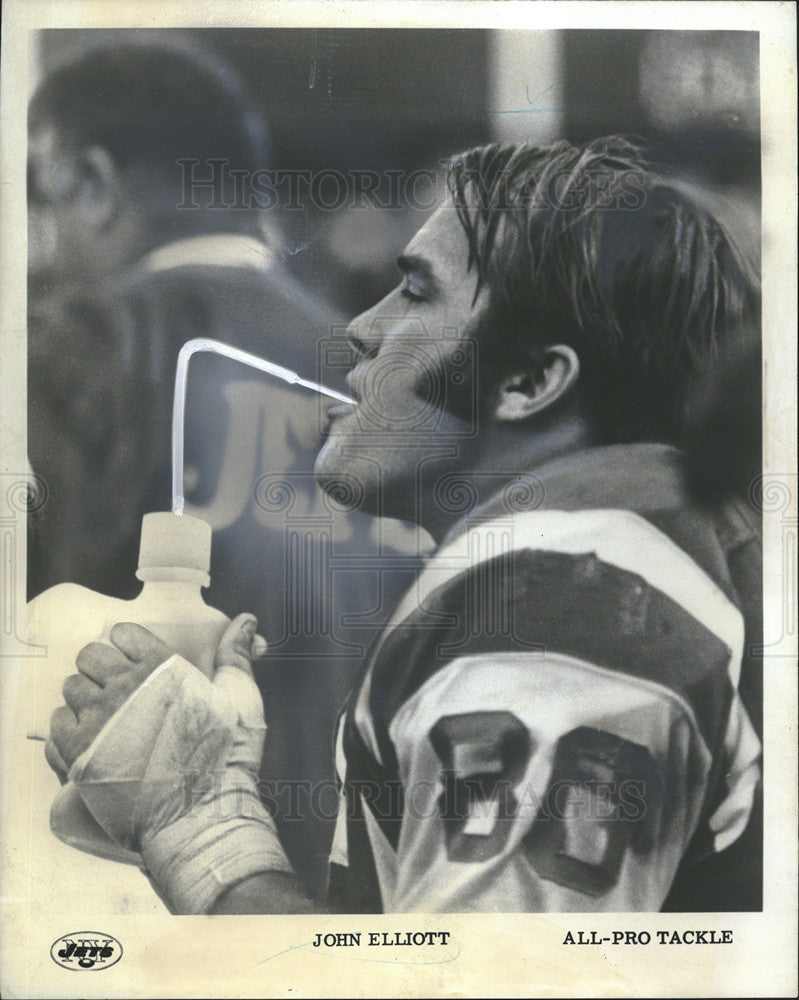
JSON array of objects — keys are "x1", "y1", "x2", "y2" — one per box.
[{"x1": 171, "y1": 338, "x2": 356, "y2": 515}]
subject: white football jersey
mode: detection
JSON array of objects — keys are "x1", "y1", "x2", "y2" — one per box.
[{"x1": 328, "y1": 446, "x2": 762, "y2": 912}]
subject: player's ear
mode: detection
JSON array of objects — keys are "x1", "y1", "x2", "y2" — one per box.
[
  {"x1": 493, "y1": 344, "x2": 580, "y2": 422},
  {"x1": 75, "y1": 146, "x2": 120, "y2": 230}
]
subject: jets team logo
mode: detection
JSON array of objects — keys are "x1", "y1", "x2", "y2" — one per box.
[{"x1": 50, "y1": 931, "x2": 123, "y2": 971}]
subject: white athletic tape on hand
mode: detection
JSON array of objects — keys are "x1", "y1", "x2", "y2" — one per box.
[{"x1": 69, "y1": 655, "x2": 291, "y2": 911}]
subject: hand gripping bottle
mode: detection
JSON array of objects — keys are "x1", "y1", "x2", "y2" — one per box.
[{"x1": 25, "y1": 512, "x2": 230, "y2": 865}]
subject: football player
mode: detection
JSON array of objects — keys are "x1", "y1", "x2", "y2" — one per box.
[{"x1": 48, "y1": 136, "x2": 763, "y2": 913}]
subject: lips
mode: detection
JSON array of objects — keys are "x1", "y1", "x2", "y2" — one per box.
[
  {"x1": 321, "y1": 402, "x2": 357, "y2": 441},
  {"x1": 326, "y1": 402, "x2": 357, "y2": 419}
]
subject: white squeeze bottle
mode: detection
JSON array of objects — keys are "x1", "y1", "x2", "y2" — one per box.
[
  {"x1": 23, "y1": 512, "x2": 230, "y2": 872},
  {"x1": 10, "y1": 341, "x2": 355, "y2": 916}
]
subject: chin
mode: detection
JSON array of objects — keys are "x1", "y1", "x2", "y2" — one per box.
[
  {"x1": 314, "y1": 444, "x2": 372, "y2": 514},
  {"x1": 313, "y1": 437, "x2": 338, "y2": 486}
]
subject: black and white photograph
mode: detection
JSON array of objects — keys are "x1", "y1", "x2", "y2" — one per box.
[{"x1": 1, "y1": 2, "x2": 796, "y2": 997}]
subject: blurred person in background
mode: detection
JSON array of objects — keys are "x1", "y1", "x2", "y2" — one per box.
[
  {"x1": 27, "y1": 40, "x2": 397, "y2": 895},
  {"x1": 27, "y1": 40, "x2": 333, "y2": 602}
]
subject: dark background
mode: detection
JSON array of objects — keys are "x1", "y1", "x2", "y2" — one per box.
[{"x1": 38, "y1": 28, "x2": 761, "y2": 316}]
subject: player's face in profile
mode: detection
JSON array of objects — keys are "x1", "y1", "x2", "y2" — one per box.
[{"x1": 315, "y1": 201, "x2": 491, "y2": 526}]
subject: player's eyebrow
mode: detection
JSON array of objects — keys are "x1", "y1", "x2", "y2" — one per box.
[{"x1": 396, "y1": 253, "x2": 439, "y2": 292}]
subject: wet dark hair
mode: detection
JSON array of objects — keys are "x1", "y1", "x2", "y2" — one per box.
[
  {"x1": 447, "y1": 136, "x2": 760, "y2": 444},
  {"x1": 29, "y1": 40, "x2": 269, "y2": 222}
]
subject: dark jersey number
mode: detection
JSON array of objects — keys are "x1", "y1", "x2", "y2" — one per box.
[
  {"x1": 523, "y1": 726, "x2": 662, "y2": 896},
  {"x1": 430, "y1": 715, "x2": 661, "y2": 890},
  {"x1": 429, "y1": 711, "x2": 531, "y2": 863}
]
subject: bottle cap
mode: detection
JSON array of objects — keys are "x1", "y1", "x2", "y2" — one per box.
[{"x1": 136, "y1": 512, "x2": 212, "y2": 585}]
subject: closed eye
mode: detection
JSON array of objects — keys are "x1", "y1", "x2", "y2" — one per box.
[
  {"x1": 396, "y1": 253, "x2": 436, "y2": 303},
  {"x1": 400, "y1": 276, "x2": 426, "y2": 302}
]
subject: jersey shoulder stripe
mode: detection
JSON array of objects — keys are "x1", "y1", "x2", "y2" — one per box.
[{"x1": 365, "y1": 517, "x2": 737, "y2": 763}]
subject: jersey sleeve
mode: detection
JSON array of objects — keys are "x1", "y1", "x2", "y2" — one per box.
[{"x1": 384, "y1": 650, "x2": 752, "y2": 913}]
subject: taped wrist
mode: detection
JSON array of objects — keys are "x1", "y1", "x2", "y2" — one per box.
[{"x1": 141, "y1": 778, "x2": 293, "y2": 914}]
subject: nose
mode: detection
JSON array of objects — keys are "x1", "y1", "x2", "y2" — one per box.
[
  {"x1": 28, "y1": 208, "x2": 57, "y2": 276},
  {"x1": 347, "y1": 333, "x2": 375, "y2": 362},
  {"x1": 346, "y1": 305, "x2": 381, "y2": 360},
  {"x1": 344, "y1": 307, "x2": 383, "y2": 399}
]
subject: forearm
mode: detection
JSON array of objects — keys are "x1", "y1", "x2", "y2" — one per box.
[{"x1": 209, "y1": 869, "x2": 327, "y2": 914}]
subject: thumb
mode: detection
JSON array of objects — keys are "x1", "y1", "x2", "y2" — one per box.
[
  {"x1": 214, "y1": 614, "x2": 263, "y2": 677},
  {"x1": 213, "y1": 614, "x2": 266, "y2": 732}
]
